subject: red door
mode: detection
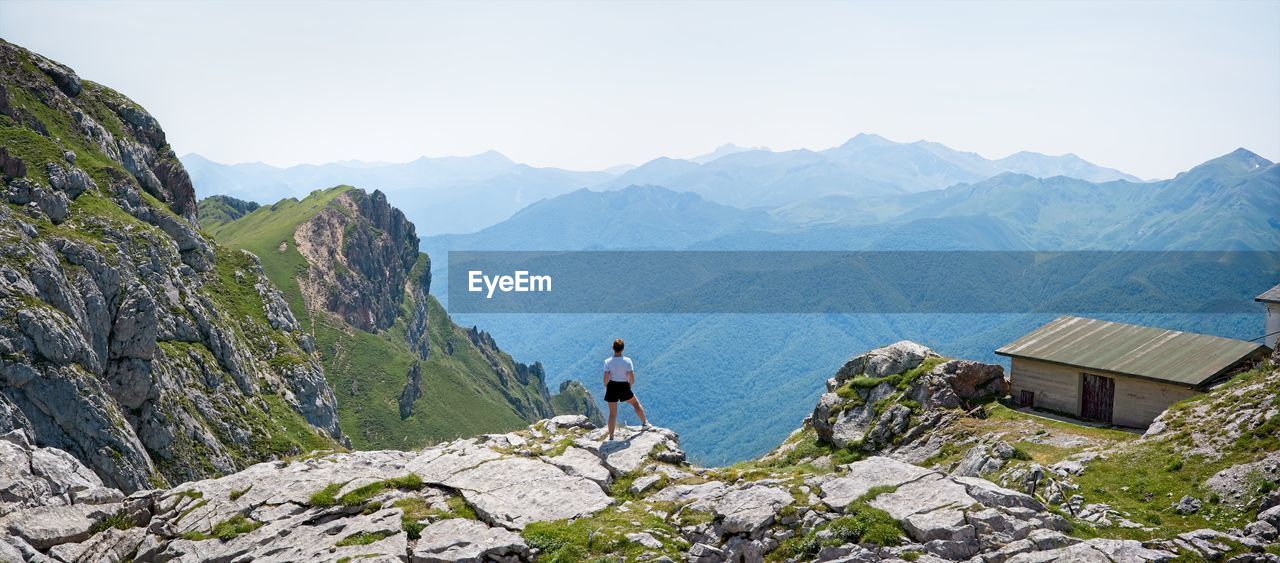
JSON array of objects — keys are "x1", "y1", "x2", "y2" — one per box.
[{"x1": 1081, "y1": 373, "x2": 1114, "y2": 424}]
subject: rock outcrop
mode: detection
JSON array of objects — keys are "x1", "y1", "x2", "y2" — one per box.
[
  {"x1": 810, "y1": 341, "x2": 1008, "y2": 454},
  {"x1": 293, "y1": 188, "x2": 420, "y2": 333},
  {"x1": 3, "y1": 412, "x2": 1247, "y2": 563},
  {"x1": 1, "y1": 40, "x2": 344, "y2": 492},
  {"x1": 398, "y1": 361, "x2": 423, "y2": 419},
  {"x1": 3, "y1": 340, "x2": 1278, "y2": 562}
]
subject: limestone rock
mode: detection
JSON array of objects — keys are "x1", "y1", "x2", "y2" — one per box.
[
  {"x1": 691, "y1": 482, "x2": 794, "y2": 534},
  {"x1": 411, "y1": 518, "x2": 529, "y2": 562},
  {"x1": 816, "y1": 456, "x2": 936, "y2": 511},
  {"x1": 442, "y1": 457, "x2": 612, "y2": 529},
  {"x1": 545, "y1": 446, "x2": 612, "y2": 489}
]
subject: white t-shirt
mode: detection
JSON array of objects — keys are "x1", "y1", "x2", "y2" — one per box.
[{"x1": 603, "y1": 356, "x2": 633, "y2": 382}]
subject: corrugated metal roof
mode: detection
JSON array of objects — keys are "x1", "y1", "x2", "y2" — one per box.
[
  {"x1": 996, "y1": 316, "x2": 1266, "y2": 386},
  {"x1": 1257, "y1": 284, "x2": 1280, "y2": 304}
]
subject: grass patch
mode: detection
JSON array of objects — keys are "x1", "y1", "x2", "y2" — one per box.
[
  {"x1": 180, "y1": 514, "x2": 263, "y2": 541},
  {"x1": 335, "y1": 530, "x2": 397, "y2": 547},
  {"x1": 89, "y1": 509, "x2": 136, "y2": 533},
  {"x1": 521, "y1": 505, "x2": 685, "y2": 561},
  {"x1": 309, "y1": 482, "x2": 347, "y2": 507},
  {"x1": 310, "y1": 474, "x2": 425, "y2": 508},
  {"x1": 861, "y1": 485, "x2": 898, "y2": 501},
  {"x1": 393, "y1": 492, "x2": 477, "y2": 539},
  {"x1": 339, "y1": 474, "x2": 424, "y2": 507},
  {"x1": 229, "y1": 485, "x2": 252, "y2": 501},
  {"x1": 770, "y1": 501, "x2": 902, "y2": 561}
]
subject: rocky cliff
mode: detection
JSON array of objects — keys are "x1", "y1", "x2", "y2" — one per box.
[
  {"x1": 3, "y1": 341, "x2": 1274, "y2": 562},
  {"x1": 292, "y1": 188, "x2": 419, "y2": 333},
  {"x1": 0, "y1": 40, "x2": 344, "y2": 493},
  {"x1": 200, "y1": 186, "x2": 603, "y2": 450}
]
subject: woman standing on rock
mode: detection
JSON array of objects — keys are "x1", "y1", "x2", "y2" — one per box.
[{"x1": 603, "y1": 338, "x2": 649, "y2": 441}]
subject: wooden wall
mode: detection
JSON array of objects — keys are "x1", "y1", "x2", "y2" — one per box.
[
  {"x1": 1010, "y1": 358, "x2": 1082, "y2": 416},
  {"x1": 1008, "y1": 357, "x2": 1201, "y2": 428},
  {"x1": 1110, "y1": 376, "x2": 1200, "y2": 428}
]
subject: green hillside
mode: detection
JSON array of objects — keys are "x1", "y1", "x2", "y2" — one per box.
[
  {"x1": 201, "y1": 188, "x2": 599, "y2": 449},
  {"x1": 197, "y1": 194, "x2": 259, "y2": 230}
]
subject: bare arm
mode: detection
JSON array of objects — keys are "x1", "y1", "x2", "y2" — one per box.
[
  {"x1": 603, "y1": 370, "x2": 610, "y2": 387},
  {"x1": 628, "y1": 370, "x2": 635, "y2": 385}
]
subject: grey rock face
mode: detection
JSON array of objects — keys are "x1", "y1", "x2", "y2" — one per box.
[
  {"x1": 411, "y1": 518, "x2": 528, "y2": 562},
  {"x1": 46, "y1": 162, "x2": 96, "y2": 198},
  {"x1": 294, "y1": 189, "x2": 421, "y2": 332},
  {"x1": 442, "y1": 456, "x2": 613, "y2": 530},
  {"x1": 399, "y1": 361, "x2": 424, "y2": 419}
]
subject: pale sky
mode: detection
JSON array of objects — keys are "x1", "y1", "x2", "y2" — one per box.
[{"x1": 2, "y1": 0, "x2": 1278, "y2": 179}]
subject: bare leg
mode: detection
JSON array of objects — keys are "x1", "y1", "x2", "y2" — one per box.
[
  {"x1": 607, "y1": 401, "x2": 618, "y2": 440},
  {"x1": 627, "y1": 396, "x2": 648, "y2": 427}
]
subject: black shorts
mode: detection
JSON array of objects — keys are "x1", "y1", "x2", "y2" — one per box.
[{"x1": 604, "y1": 381, "x2": 634, "y2": 403}]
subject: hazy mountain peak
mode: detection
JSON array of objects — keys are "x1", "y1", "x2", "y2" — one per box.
[
  {"x1": 838, "y1": 132, "x2": 896, "y2": 149},
  {"x1": 689, "y1": 143, "x2": 770, "y2": 164},
  {"x1": 473, "y1": 148, "x2": 515, "y2": 164},
  {"x1": 1191, "y1": 148, "x2": 1272, "y2": 174}
]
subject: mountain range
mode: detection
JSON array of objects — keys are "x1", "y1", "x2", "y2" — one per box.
[{"x1": 182, "y1": 133, "x2": 1142, "y2": 237}]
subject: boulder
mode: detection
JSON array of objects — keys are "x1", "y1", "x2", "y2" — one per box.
[
  {"x1": 1173, "y1": 496, "x2": 1202, "y2": 515},
  {"x1": 864, "y1": 341, "x2": 937, "y2": 378},
  {"x1": 580, "y1": 426, "x2": 684, "y2": 475},
  {"x1": 868, "y1": 474, "x2": 977, "y2": 521},
  {"x1": 953, "y1": 476, "x2": 1044, "y2": 511},
  {"x1": 691, "y1": 483, "x2": 794, "y2": 534},
  {"x1": 45, "y1": 526, "x2": 144, "y2": 563},
  {"x1": 442, "y1": 457, "x2": 612, "y2": 529},
  {"x1": 649, "y1": 481, "x2": 728, "y2": 504},
  {"x1": 630, "y1": 474, "x2": 663, "y2": 496},
  {"x1": 930, "y1": 360, "x2": 1009, "y2": 401},
  {"x1": 411, "y1": 518, "x2": 529, "y2": 562},
  {"x1": 903, "y1": 508, "x2": 975, "y2": 543},
  {"x1": 545, "y1": 446, "x2": 612, "y2": 490},
  {"x1": 2, "y1": 502, "x2": 117, "y2": 550},
  {"x1": 626, "y1": 531, "x2": 664, "y2": 549},
  {"x1": 817, "y1": 456, "x2": 936, "y2": 511}
]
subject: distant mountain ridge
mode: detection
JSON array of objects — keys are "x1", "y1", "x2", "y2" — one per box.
[
  {"x1": 429, "y1": 148, "x2": 1276, "y2": 253},
  {"x1": 182, "y1": 151, "x2": 615, "y2": 235},
  {"x1": 776, "y1": 147, "x2": 1278, "y2": 251},
  {"x1": 426, "y1": 185, "x2": 777, "y2": 254},
  {"x1": 603, "y1": 133, "x2": 1142, "y2": 208},
  {"x1": 183, "y1": 134, "x2": 1141, "y2": 237}
]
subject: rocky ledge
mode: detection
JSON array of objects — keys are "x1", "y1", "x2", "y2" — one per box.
[{"x1": 7, "y1": 405, "x2": 1262, "y2": 563}]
